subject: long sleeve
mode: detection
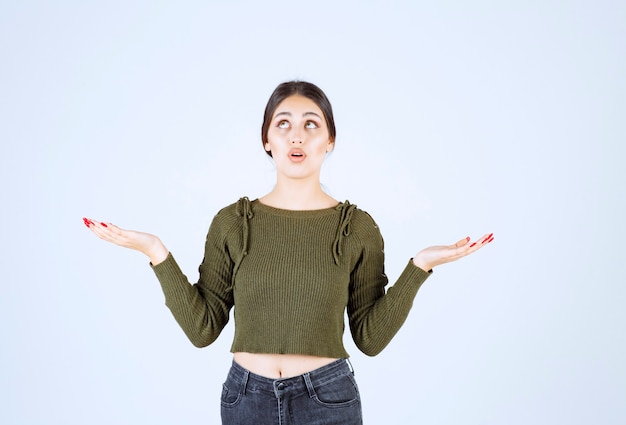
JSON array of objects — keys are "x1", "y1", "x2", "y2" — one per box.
[
  {"x1": 151, "y1": 210, "x2": 239, "y2": 347},
  {"x1": 347, "y1": 214, "x2": 431, "y2": 356}
]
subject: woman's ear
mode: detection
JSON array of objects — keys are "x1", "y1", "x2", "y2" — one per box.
[
  {"x1": 326, "y1": 140, "x2": 334, "y2": 153},
  {"x1": 264, "y1": 142, "x2": 271, "y2": 152}
]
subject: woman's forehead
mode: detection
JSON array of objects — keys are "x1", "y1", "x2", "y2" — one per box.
[{"x1": 273, "y1": 95, "x2": 324, "y2": 117}]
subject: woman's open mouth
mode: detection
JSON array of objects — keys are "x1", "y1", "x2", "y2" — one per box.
[{"x1": 288, "y1": 148, "x2": 306, "y2": 162}]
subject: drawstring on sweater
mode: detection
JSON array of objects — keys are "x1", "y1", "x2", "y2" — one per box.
[
  {"x1": 333, "y1": 201, "x2": 356, "y2": 265},
  {"x1": 236, "y1": 197, "x2": 254, "y2": 256}
]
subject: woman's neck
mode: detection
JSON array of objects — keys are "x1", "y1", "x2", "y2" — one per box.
[{"x1": 260, "y1": 179, "x2": 337, "y2": 210}]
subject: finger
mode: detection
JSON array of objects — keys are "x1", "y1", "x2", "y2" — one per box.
[
  {"x1": 83, "y1": 217, "x2": 108, "y2": 229},
  {"x1": 86, "y1": 219, "x2": 122, "y2": 241},
  {"x1": 84, "y1": 218, "x2": 121, "y2": 235},
  {"x1": 468, "y1": 232, "x2": 494, "y2": 249},
  {"x1": 455, "y1": 236, "x2": 471, "y2": 248},
  {"x1": 89, "y1": 223, "x2": 115, "y2": 240},
  {"x1": 99, "y1": 221, "x2": 123, "y2": 235},
  {"x1": 93, "y1": 220, "x2": 112, "y2": 229}
]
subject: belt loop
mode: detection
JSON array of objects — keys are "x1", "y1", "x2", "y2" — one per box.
[
  {"x1": 303, "y1": 373, "x2": 316, "y2": 398},
  {"x1": 241, "y1": 370, "x2": 249, "y2": 395},
  {"x1": 346, "y1": 358, "x2": 355, "y2": 375}
]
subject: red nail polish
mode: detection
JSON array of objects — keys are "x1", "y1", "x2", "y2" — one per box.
[
  {"x1": 466, "y1": 236, "x2": 470, "y2": 241},
  {"x1": 482, "y1": 233, "x2": 493, "y2": 244},
  {"x1": 470, "y1": 242, "x2": 477, "y2": 248},
  {"x1": 83, "y1": 218, "x2": 91, "y2": 228},
  {"x1": 487, "y1": 237, "x2": 494, "y2": 243},
  {"x1": 100, "y1": 222, "x2": 108, "y2": 227}
]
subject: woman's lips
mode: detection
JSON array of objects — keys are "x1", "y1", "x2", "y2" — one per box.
[{"x1": 288, "y1": 148, "x2": 306, "y2": 162}]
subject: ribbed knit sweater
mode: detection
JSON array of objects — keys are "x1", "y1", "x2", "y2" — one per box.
[{"x1": 151, "y1": 198, "x2": 430, "y2": 358}]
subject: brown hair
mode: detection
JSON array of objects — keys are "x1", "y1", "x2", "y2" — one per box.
[{"x1": 261, "y1": 81, "x2": 336, "y2": 157}]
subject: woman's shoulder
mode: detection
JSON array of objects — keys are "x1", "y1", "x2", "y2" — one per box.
[
  {"x1": 208, "y1": 197, "x2": 252, "y2": 230},
  {"x1": 337, "y1": 201, "x2": 383, "y2": 242},
  {"x1": 345, "y1": 202, "x2": 379, "y2": 227},
  {"x1": 213, "y1": 197, "x2": 252, "y2": 216}
]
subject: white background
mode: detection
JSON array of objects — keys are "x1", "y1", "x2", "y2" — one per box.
[{"x1": 1, "y1": 1, "x2": 624, "y2": 424}]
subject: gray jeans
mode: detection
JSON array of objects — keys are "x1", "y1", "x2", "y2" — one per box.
[{"x1": 220, "y1": 359, "x2": 363, "y2": 425}]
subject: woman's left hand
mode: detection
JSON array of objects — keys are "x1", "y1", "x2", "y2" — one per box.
[{"x1": 412, "y1": 233, "x2": 494, "y2": 272}]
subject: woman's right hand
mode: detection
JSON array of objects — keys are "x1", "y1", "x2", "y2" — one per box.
[{"x1": 83, "y1": 218, "x2": 169, "y2": 265}]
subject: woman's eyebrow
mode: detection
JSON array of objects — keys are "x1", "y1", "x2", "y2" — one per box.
[{"x1": 274, "y1": 111, "x2": 322, "y2": 119}]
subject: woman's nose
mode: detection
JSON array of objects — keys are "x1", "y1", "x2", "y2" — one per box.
[{"x1": 290, "y1": 131, "x2": 303, "y2": 144}]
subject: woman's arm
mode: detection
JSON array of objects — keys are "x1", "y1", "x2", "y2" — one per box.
[
  {"x1": 347, "y1": 213, "x2": 494, "y2": 356},
  {"x1": 82, "y1": 216, "x2": 235, "y2": 347}
]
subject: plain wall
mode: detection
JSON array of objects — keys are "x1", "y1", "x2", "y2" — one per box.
[{"x1": 1, "y1": 1, "x2": 624, "y2": 424}]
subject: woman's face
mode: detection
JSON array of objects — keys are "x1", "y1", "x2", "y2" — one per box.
[{"x1": 265, "y1": 95, "x2": 334, "y2": 181}]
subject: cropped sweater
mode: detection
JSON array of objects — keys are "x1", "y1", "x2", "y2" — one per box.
[{"x1": 151, "y1": 198, "x2": 431, "y2": 358}]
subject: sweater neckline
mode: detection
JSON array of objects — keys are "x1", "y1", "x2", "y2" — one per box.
[{"x1": 251, "y1": 199, "x2": 345, "y2": 218}]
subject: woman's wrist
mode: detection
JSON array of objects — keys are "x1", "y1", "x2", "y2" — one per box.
[
  {"x1": 145, "y1": 237, "x2": 169, "y2": 265},
  {"x1": 412, "y1": 255, "x2": 432, "y2": 272}
]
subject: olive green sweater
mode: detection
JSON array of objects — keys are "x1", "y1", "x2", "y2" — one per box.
[{"x1": 151, "y1": 198, "x2": 430, "y2": 358}]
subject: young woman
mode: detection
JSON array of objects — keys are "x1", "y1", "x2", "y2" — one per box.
[{"x1": 84, "y1": 81, "x2": 493, "y2": 425}]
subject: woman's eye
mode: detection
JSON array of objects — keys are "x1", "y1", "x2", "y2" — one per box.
[
  {"x1": 277, "y1": 120, "x2": 289, "y2": 129},
  {"x1": 305, "y1": 121, "x2": 318, "y2": 129}
]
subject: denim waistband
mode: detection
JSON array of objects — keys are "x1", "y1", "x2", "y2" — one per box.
[{"x1": 227, "y1": 358, "x2": 353, "y2": 398}]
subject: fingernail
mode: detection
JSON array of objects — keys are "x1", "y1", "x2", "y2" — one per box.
[
  {"x1": 482, "y1": 233, "x2": 493, "y2": 244},
  {"x1": 470, "y1": 242, "x2": 477, "y2": 248},
  {"x1": 466, "y1": 236, "x2": 470, "y2": 241},
  {"x1": 100, "y1": 222, "x2": 108, "y2": 227},
  {"x1": 83, "y1": 218, "x2": 91, "y2": 228},
  {"x1": 487, "y1": 236, "x2": 494, "y2": 243}
]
